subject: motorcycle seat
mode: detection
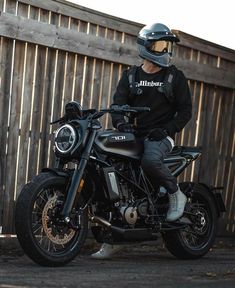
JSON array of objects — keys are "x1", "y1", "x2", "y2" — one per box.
[{"x1": 168, "y1": 146, "x2": 202, "y2": 157}]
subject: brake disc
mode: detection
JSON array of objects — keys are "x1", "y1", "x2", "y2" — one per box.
[{"x1": 42, "y1": 194, "x2": 75, "y2": 245}]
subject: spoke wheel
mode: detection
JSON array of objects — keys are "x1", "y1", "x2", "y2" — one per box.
[
  {"x1": 32, "y1": 188, "x2": 78, "y2": 254},
  {"x1": 15, "y1": 172, "x2": 88, "y2": 266},
  {"x1": 162, "y1": 183, "x2": 218, "y2": 259},
  {"x1": 180, "y1": 198, "x2": 212, "y2": 250}
]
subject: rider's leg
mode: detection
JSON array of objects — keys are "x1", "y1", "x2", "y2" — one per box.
[{"x1": 141, "y1": 137, "x2": 186, "y2": 221}]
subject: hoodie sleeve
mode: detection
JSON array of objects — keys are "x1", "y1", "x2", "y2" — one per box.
[
  {"x1": 163, "y1": 69, "x2": 192, "y2": 136},
  {"x1": 110, "y1": 69, "x2": 130, "y2": 128}
]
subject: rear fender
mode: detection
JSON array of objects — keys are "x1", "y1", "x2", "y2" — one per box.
[
  {"x1": 180, "y1": 182, "x2": 226, "y2": 216},
  {"x1": 201, "y1": 184, "x2": 226, "y2": 215}
]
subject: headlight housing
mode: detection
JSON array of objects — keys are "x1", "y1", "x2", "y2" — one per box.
[{"x1": 54, "y1": 124, "x2": 79, "y2": 156}]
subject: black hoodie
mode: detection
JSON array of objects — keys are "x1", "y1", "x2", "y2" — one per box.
[{"x1": 111, "y1": 65, "x2": 192, "y2": 139}]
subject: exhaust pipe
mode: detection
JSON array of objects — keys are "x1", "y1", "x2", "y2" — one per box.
[
  {"x1": 90, "y1": 215, "x2": 112, "y2": 228},
  {"x1": 90, "y1": 214, "x2": 158, "y2": 242}
]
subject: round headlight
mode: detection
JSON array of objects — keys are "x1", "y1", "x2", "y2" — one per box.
[{"x1": 54, "y1": 124, "x2": 77, "y2": 154}]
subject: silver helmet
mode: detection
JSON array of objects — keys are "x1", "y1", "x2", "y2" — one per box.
[{"x1": 137, "y1": 23, "x2": 179, "y2": 67}]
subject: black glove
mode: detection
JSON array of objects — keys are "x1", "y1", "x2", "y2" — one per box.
[
  {"x1": 148, "y1": 128, "x2": 168, "y2": 141},
  {"x1": 117, "y1": 122, "x2": 134, "y2": 133}
]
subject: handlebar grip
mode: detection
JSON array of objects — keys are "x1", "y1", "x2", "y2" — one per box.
[
  {"x1": 100, "y1": 106, "x2": 150, "y2": 114},
  {"x1": 129, "y1": 107, "x2": 150, "y2": 112}
]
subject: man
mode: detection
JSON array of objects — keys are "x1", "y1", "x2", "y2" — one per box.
[{"x1": 92, "y1": 23, "x2": 192, "y2": 259}]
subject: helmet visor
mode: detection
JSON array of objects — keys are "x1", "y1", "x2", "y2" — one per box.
[{"x1": 150, "y1": 40, "x2": 173, "y2": 53}]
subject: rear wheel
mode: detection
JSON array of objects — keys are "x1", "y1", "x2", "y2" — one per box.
[
  {"x1": 15, "y1": 172, "x2": 88, "y2": 266},
  {"x1": 162, "y1": 183, "x2": 218, "y2": 259}
]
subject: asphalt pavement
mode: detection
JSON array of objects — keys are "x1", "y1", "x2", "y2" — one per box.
[{"x1": 0, "y1": 238, "x2": 235, "y2": 288}]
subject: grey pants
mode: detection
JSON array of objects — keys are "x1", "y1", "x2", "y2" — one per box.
[{"x1": 141, "y1": 137, "x2": 178, "y2": 194}]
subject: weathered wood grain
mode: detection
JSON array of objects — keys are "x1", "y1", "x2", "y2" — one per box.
[
  {"x1": 0, "y1": 12, "x2": 234, "y2": 89},
  {"x1": 17, "y1": 0, "x2": 143, "y2": 35}
]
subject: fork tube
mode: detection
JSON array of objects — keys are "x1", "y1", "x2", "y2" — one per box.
[{"x1": 61, "y1": 130, "x2": 97, "y2": 218}]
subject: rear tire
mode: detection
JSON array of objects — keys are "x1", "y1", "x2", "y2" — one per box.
[
  {"x1": 162, "y1": 183, "x2": 218, "y2": 259},
  {"x1": 15, "y1": 172, "x2": 88, "y2": 266}
]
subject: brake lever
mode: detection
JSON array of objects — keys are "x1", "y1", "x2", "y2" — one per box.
[{"x1": 91, "y1": 111, "x2": 105, "y2": 119}]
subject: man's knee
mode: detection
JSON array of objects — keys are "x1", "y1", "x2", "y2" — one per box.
[{"x1": 141, "y1": 155, "x2": 162, "y2": 171}]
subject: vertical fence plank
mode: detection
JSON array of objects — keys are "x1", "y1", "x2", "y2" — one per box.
[
  {"x1": 82, "y1": 57, "x2": 94, "y2": 109},
  {"x1": 227, "y1": 135, "x2": 235, "y2": 232},
  {"x1": 16, "y1": 42, "x2": 36, "y2": 197},
  {"x1": 0, "y1": 37, "x2": 14, "y2": 230},
  {"x1": 5, "y1": 0, "x2": 17, "y2": 14},
  {"x1": 0, "y1": 0, "x2": 4, "y2": 11},
  {"x1": 36, "y1": 48, "x2": 54, "y2": 169},
  {"x1": 188, "y1": 81, "x2": 201, "y2": 182},
  {"x1": 222, "y1": 94, "x2": 235, "y2": 232},
  {"x1": 29, "y1": 3, "x2": 40, "y2": 20},
  {"x1": 1, "y1": 5, "x2": 18, "y2": 225},
  {"x1": 62, "y1": 52, "x2": 77, "y2": 109},
  {"x1": 99, "y1": 61, "x2": 112, "y2": 128},
  {"x1": 73, "y1": 54, "x2": 85, "y2": 104},
  {"x1": 90, "y1": 58, "x2": 103, "y2": 109},
  {"x1": 27, "y1": 45, "x2": 47, "y2": 180},
  {"x1": 82, "y1": 23, "x2": 98, "y2": 109},
  {"x1": 47, "y1": 49, "x2": 66, "y2": 167},
  {"x1": 3, "y1": 40, "x2": 26, "y2": 233},
  {"x1": 28, "y1": 7, "x2": 51, "y2": 175},
  {"x1": 17, "y1": 0, "x2": 28, "y2": 16}
]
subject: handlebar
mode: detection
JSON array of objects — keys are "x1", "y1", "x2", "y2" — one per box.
[
  {"x1": 51, "y1": 105, "x2": 150, "y2": 124},
  {"x1": 100, "y1": 105, "x2": 150, "y2": 114}
]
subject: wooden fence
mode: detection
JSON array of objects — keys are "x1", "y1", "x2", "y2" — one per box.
[{"x1": 0, "y1": 0, "x2": 234, "y2": 235}]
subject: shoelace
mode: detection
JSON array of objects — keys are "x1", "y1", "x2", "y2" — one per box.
[{"x1": 170, "y1": 194, "x2": 178, "y2": 211}]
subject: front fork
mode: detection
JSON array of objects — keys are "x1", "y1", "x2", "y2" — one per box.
[{"x1": 60, "y1": 130, "x2": 97, "y2": 222}]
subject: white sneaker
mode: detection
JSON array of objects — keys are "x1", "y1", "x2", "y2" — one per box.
[
  {"x1": 91, "y1": 243, "x2": 122, "y2": 260},
  {"x1": 166, "y1": 188, "x2": 187, "y2": 222}
]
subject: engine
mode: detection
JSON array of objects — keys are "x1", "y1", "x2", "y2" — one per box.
[
  {"x1": 118, "y1": 199, "x2": 149, "y2": 226},
  {"x1": 108, "y1": 160, "x2": 149, "y2": 226},
  {"x1": 91, "y1": 160, "x2": 152, "y2": 244}
]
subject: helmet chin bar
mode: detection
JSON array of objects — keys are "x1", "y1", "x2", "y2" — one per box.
[
  {"x1": 138, "y1": 45, "x2": 172, "y2": 67},
  {"x1": 149, "y1": 61, "x2": 163, "y2": 68},
  {"x1": 141, "y1": 57, "x2": 163, "y2": 68}
]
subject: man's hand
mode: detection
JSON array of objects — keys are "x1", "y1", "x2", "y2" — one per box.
[
  {"x1": 148, "y1": 128, "x2": 168, "y2": 141},
  {"x1": 117, "y1": 123, "x2": 134, "y2": 133}
]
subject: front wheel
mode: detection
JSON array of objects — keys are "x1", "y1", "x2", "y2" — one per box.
[
  {"x1": 15, "y1": 172, "x2": 88, "y2": 266},
  {"x1": 162, "y1": 183, "x2": 218, "y2": 259}
]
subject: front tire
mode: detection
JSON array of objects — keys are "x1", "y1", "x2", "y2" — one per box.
[
  {"x1": 15, "y1": 172, "x2": 88, "y2": 266},
  {"x1": 162, "y1": 183, "x2": 218, "y2": 259}
]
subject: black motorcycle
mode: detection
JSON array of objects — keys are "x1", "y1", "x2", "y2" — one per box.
[{"x1": 15, "y1": 101, "x2": 225, "y2": 266}]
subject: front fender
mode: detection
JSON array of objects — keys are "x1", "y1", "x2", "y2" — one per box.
[{"x1": 41, "y1": 167, "x2": 71, "y2": 178}]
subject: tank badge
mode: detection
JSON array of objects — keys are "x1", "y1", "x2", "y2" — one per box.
[{"x1": 111, "y1": 136, "x2": 126, "y2": 141}]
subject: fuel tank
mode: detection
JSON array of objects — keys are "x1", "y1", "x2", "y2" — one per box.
[{"x1": 94, "y1": 130, "x2": 143, "y2": 160}]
